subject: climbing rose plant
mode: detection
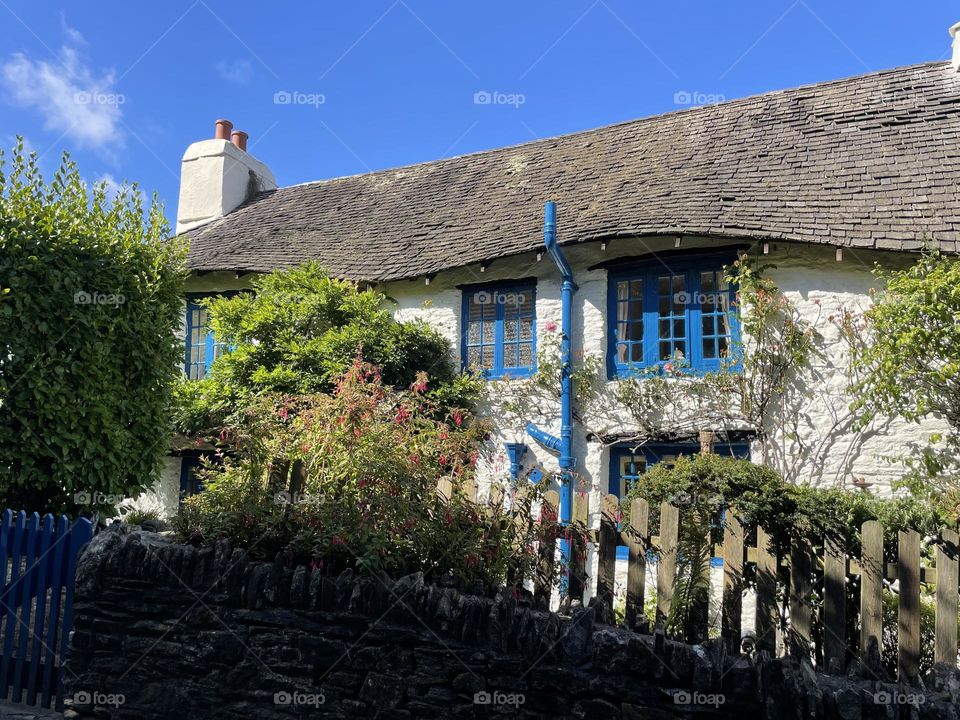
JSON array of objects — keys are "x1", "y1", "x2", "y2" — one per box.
[{"x1": 0, "y1": 138, "x2": 185, "y2": 514}]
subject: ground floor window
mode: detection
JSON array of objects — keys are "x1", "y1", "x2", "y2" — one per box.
[{"x1": 608, "y1": 441, "x2": 750, "y2": 498}]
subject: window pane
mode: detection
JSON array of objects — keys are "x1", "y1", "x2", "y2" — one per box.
[
  {"x1": 702, "y1": 315, "x2": 715, "y2": 336},
  {"x1": 617, "y1": 281, "x2": 629, "y2": 301},
  {"x1": 631, "y1": 343, "x2": 643, "y2": 362},
  {"x1": 467, "y1": 347, "x2": 481, "y2": 367},
  {"x1": 659, "y1": 319, "x2": 669, "y2": 339},
  {"x1": 480, "y1": 346, "x2": 494, "y2": 368},
  {"x1": 505, "y1": 319, "x2": 518, "y2": 342},
  {"x1": 659, "y1": 341, "x2": 671, "y2": 360},
  {"x1": 518, "y1": 343, "x2": 533, "y2": 368},
  {"x1": 703, "y1": 337, "x2": 716, "y2": 359},
  {"x1": 674, "y1": 341, "x2": 685, "y2": 359},
  {"x1": 630, "y1": 280, "x2": 643, "y2": 298},
  {"x1": 701, "y1": 271, "x2": 715, "y2": 292},
  {"x1": 658, "y1": 276, "x2": 670, "y2": 295},
  {"x1": 519, "y1": 317, "x2": 533, "y2": 341},
  {"x1": 468, "y1": 321, "x2": 481, "y2": 344},
  {"x1": 673, "y1": 319, "x2": 685, "y2": 338},
  {"x1": 618, "y1": 343, "x2": 629, "y2": 363},
  {"x1": 717, "y1": 335, "x2": 729, "y2": 357},
  {"x1": 629, "y1": 321, "x2": 643, "y2": 342}
]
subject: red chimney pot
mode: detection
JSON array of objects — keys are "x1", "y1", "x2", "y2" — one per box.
[
  {"x1": 231, "y1": 130, "x2": 249, "y2": 152},
  {"x1": 214, "y1": 119, "x2": 233, "y2": 140}
]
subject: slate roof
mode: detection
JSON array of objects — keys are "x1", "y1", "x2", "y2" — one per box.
[{"x1": 185, "y1": 61, "x2": 960, "y2": 282}]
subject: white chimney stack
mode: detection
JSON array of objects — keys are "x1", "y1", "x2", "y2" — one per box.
[
  {"x1": 175, "y1": 119, "x2": 277, "y2": 235},
  {"x1": 951, "y1": 22, "x2": 960, "y2": 71}
]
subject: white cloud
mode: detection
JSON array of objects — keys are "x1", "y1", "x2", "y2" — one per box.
[
  {"x1": 216, "y1": 59, "x2": 253, "y2": 85},
  {"x1": 59, "y1": 13, "x2": 86, "y2": 46},
  {"x1": 1, "y1": 36, "x2": 124, "y2": 152}
]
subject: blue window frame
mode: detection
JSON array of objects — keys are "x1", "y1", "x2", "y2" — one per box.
[
  {"x1": 184, "y1": 294, "x2": 232, "y2": 379},
  {"x1": 461, "y1": 283, "x2": 536, "y2": 378},
  {"x1": 609, "y1": 441, "x2": 751, "y2": 560},
  {"x1": 607, "y1": 256, "x2": 740, "y2": 378}
]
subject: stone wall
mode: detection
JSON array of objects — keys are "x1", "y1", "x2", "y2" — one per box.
[{"x1": 66, "y1": 528, "x2": 959, "y2": 719}]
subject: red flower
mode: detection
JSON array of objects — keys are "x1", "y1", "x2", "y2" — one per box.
[
  {"x1": 545, "y1": 320, "x2": 558, "y2": 333},
  {"x1": 452, "y1": 411, "x2": 464, "y2": 427}
]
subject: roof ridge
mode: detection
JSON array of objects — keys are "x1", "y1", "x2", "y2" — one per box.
[{"x1": 273, "y1": 60, "x2": 949, "y2": 193}]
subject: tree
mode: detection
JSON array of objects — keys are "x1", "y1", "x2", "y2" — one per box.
[
  {"x1": 0, "y1": 139, "x2": 185, "y2": 514},
  {"x1": 173, "y1": 262, "x2": 479, "y2": 435},
  {"x1": 852, "y1": 250, "x2": 960, "y2": 515}
]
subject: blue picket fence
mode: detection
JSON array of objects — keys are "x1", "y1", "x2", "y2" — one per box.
[{"x1": 0, "y1": 510, "x2": 93, "y2": 711}]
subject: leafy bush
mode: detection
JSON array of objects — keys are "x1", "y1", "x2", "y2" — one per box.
[
  {"x1": 623, "y1": 453, "x2": 950, "y2": 643},
  {"x1": 173, "y1": 360, "x2": 562, "y2": 591},
  {"x1": 0, "y1": 138, "x2": 185, "y2": 514},
  {"x1": 173, "y1": 262, "x2": 480, "y2": 435}
]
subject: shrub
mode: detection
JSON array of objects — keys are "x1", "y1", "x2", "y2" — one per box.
[
  {"x1": 173, "y1": 262, "x2": 480, "y2": 436},
  {"x1": 0, "y1": 139, "x2": 184, "y2": 514},
  {"x1": 623, "y1": 453, "x2": 950, "y2": 643},
  {"x1": 173, "y1": 360, "x2": 563, "y2": 591}
]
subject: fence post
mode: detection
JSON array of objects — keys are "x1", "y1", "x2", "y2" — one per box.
[
  {"x1": 823, "y1": 536, "x2": 847, "y2": 673},
  {"x1": 656, "y1": 502, "x2": 679, "y2": 627},
  {"x1": 898, "y1": 529, "x2": 921, "y2": 682},
  {"x1": 755, "y1": 526, "x2": 778, "y2": 655},
  {"x1": 935, "y1": 528, "x2": 959, "y2": 666},
  {"x1": 721, "y1": 511, "x2": 744, "y2": 653},
  {"x1": 566, "y1": 491, "x2": 589, "y2": 606},
  {"x1": 860, "y1": 520, "x2": 883, "y2": 673},
  {"x1": 789, "y1": 537, "x2": 813, "y2": 660},
  {"x1": 625, "y1": 498, "x2": 648, "y2": 630},
  {"x1": 596, "y1": 495, "x2": 618, "y2": 611},
  {"x1": 534, "y1": 490, "x2": 560, "y2": 608}
]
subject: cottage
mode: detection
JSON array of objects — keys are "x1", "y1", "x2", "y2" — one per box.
[{"x1": 160, "y1": 28, "x2": 960, "y2": 529}]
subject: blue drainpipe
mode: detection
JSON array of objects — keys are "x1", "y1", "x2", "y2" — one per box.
[{"x1": 525, "y1": 200, "x2": 576, "y2": 526}]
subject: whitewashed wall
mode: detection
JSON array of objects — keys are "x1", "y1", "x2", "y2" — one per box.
[{"x1": 383, "y1": 237, "x2": 947, "y2": 503}]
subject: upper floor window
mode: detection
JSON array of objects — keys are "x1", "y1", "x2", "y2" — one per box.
[
  {"x1": 184, "y1": 296, "x2": 230, "y2": 379},
  {"x1": 461, "y1": 283, "x2": 536, "y2": 378},
  {"x1": 607, "y1": 257, "x2": 739, "y2": 378}
]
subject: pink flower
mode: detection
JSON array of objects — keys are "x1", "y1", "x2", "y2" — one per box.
[
  {"x1": 664, "y1": 363, "x2": 674, "y2": 373},
  {"x1": 452, "y1": 410, "x2": 464, "y2": 427},
  {"x1": 545, "y1": 320, "x2": 558, "y2": 333}
]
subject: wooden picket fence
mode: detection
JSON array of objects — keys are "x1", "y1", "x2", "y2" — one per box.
[
  {"x1": 0, "y1": 510, "x2": 94, "y2": 710},
  {"x1": 441, "y1": 479, "x2": 960, "y2": 681}
]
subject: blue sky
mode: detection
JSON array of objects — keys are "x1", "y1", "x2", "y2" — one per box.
[{"x1": 0, "y1": 1, "x2": 955, "y2": 229}]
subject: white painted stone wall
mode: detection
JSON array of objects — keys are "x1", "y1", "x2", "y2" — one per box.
[{"x1": 184, "y1": 237, "x2": 948, "y2": 609}]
